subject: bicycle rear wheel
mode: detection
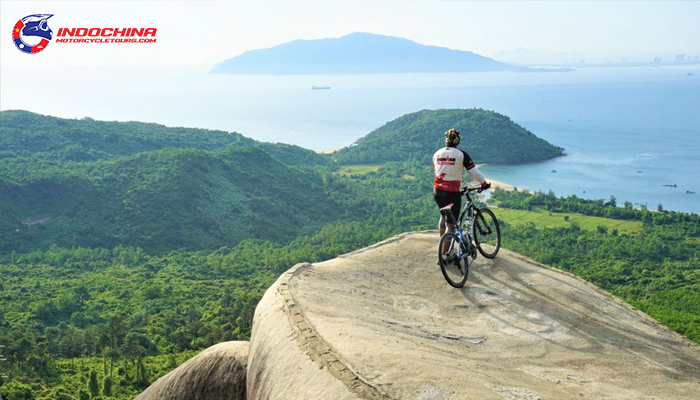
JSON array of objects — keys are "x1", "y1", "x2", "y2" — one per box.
[
  {"x1": 438, "y1": 233, "x2": 469, "y2": 288},
  {"x1": 473, "y1": 208, "x2": 501, "y2": 259}
]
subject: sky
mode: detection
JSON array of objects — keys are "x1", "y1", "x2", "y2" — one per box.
[{"x1": 1, "y1": 0, "x2": 699, "y2": 68}]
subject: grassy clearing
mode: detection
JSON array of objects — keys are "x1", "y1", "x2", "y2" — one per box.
[
  {"x1": 336, "y1": 164, "x2": 382, "y2": 176},
  {"x1": 494, "y1": 207, "x2": 642, "y2": 234}
]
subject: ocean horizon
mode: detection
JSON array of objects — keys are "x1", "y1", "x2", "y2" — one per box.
[{"x1": 2, "y1": 64, "x2": 699, "y2": 213}]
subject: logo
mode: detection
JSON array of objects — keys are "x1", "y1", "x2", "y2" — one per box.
[
  {"x1": 56, "y1": 28, "x2": 157, "y2": 43},
  {"x1": 12, "y1": 14, "x2": 53, "y2": 54},
  {"x1": 11, "y1": 14, "x2": 158, "y2": 53}
]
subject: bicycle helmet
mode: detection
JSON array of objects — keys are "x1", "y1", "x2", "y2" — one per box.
[{"x1": 445, "y1": 128, "x2": 461, "y2": 146}]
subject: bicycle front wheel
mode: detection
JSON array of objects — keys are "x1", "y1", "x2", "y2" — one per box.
[
  {"x1": 474, "y1": 208, "x2": 501, "y2": 259},
  {"x1": 438, "y1": 233, "x2": 469, "y2": 288}
]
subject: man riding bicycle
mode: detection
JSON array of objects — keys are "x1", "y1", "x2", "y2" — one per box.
[{"x1": 433, "y1": 128, "x2": 490, "y2": 258}]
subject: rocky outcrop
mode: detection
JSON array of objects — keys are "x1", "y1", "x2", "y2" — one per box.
[
  {"x1": 135, "y1": 341, "x2": 248, "y2": 400},
  {"x1": 141, "y1": 231, "x2": 700, "y2": 399},
  {"x1": 248, "y1": 231, "x2": 700, "y2": 399}
]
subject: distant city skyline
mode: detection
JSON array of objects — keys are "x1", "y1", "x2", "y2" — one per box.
[{"x1": 1, "y1": 0, "x2": 699, "y2": 67}]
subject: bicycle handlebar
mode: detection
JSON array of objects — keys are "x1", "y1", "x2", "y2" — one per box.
[{"x1": 461, "y1": 185, "x2": 485, "y2": 194}]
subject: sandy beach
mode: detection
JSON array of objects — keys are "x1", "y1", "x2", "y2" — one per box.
[
  {"x1": 474, "y1": 164, "x2": 530, "y2": 193},
  {"x1": 489, "y1": 178, "x2": 531, "y2": 193}
]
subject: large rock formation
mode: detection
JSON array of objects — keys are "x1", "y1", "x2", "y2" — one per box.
[
  {"x1": 140, "y1": 231, "x2": 700, "y2": 399},
  {"x1": 135, "y1": 341, "x2": 248, "y2": 400},
  {"x1": 248, "y1": 232, "x2": 700, "y2": 399}
]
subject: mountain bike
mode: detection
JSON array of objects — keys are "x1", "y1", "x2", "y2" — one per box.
[{"x1": 438, "y1": 185, "x2": 501, "y2": 288}]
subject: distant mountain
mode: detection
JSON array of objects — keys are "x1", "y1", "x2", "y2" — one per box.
[
  {"x1": 330, "y1": 109, "x2": 564, "y2": 165},
  {"x1": 212, "y1": 32, "x2": 523, "y2": 75}
]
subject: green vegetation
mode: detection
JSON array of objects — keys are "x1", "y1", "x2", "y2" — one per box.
[
  {"x1": 335, "y1": 164, "x2": 382, "y2": 177},
  {"x1": 0, "y1": 155, "x2": 434, "y2": 399},
  {"x1": 0, "y1": 110, "x2": 253, "y2": 162},
  {"x1": 1, "y1": 111, "x2": 698, "y2": 399},
  {"x1": 1, "y1": 110, "x2": 328, "y2": 166},
  {"x1": 494, "y1": 207, "x2": 642, "y2": 234},
  {"x1": 255, "y1": 142, "x2": 330, "y2": 167},
  {"x1": 1, "y1": 145, "x2": 341, "y2": 255},
  {"x1": 331, "y1": 109, "x2": 564, "y2": 165}
]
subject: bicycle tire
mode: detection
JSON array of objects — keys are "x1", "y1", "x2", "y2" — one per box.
[
  {"x1": 438, "y1": 233, "x2": 469, "y2": 288},
  {"x1": 473, "y1": 208, "x2": 501, "y2": 259}
]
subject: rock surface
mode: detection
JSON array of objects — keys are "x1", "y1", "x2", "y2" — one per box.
[
  {"x1": 250, "y1": 231, "x2": 700, "y2": 399},
  {"x1": 135, "y1": 341, "x2": 248, "y2": 400}
]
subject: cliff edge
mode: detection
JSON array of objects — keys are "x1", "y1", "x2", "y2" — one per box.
[{"x1": 247, "y1": 231, "x2": 700, "y2": 399}]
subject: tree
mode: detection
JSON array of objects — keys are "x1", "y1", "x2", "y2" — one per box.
[
  {"x1": 121, "y1": 332, "x2": 156, "y2": 380},
  {"x1": 130, "y1": 356, "x2": 150, "y2": 387},
  {"x1": 166, "y1": 353, "x2": 177, "y2": 369},
  {"x1": 102, "y1": 375, "x2": 113, "y2": 397},
  {"x1": 102, "y1": 349, "x2": 108, "y2": 375},
  {"x1": 608, "y1": 195, "x2": 617, "y2": 207},
  {"x1": 106, "y1": 314, "x2": 125, "y2": 348},
  {"x1": 88, "y1": 368, "x2": 99, "y2": 398},
  {"x1": 657, "y1": 203, "x2": 664, "y2": 212},
  {"x1": 105, "y1": 346, "x2": 120, "y2": 376},
  {"x1": 0, "y1": 381, "x2": 35, "y2": 400},
  {"x1": 37, "y1": 386, "x2": 75, "y2": 400},
  {"x1": 57, "y1": 327, "x2": 82, "y2": 362}
]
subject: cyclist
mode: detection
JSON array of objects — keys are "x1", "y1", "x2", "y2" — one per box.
[{"x1": 433, "y1": 128, "x2": 490, "y2": 258}]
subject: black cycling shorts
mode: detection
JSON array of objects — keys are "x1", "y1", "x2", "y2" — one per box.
[{"x1": 433, "y1": 188, "x2": 461, "y2": 224}]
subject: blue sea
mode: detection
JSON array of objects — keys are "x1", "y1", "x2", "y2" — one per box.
[{"x1": 2, "y1": 64, "x2": 700, "y2": 213}]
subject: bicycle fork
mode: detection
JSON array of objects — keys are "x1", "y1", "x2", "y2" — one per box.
[
  {"x1": 463, "y1": 208, "x2": 478, "y2": 260},
  {"x1": 451, "y1": 229, "x2": 476, "y2": 262}
]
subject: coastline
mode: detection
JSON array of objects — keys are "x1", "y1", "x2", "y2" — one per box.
[
  {"x1": 489, "y1": 178, "x2": 532, "y2": 194},
  {"x1": 476, "y1": 164, "x2": 531, "y2": 194}
]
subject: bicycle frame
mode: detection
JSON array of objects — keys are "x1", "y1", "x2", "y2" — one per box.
[{"x1": 442, "y1": 189, "x2": 477, "y2": 261}]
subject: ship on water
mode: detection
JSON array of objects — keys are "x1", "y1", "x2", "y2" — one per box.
[{"x1": 312, "y1": 85, "x2": 331, "y2": 90}]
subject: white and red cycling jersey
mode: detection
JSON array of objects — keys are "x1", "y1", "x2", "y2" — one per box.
[{"x1": 432, "y1": 146, "x2": 476, "y2": 192}]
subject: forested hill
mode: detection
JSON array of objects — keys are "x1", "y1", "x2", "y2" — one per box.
[
  {"x1": 0, "y1": 110, "x2": 335, "y2": 254},
  {"x1": 1, "y1": 146, "x2": 341, "y2": 254},
  {"x1": 330, "y1": 109, "x2": 564, "y2": 165},
  {"x1": 0, "y1": 110, "x2": 326, "y2": 166}
]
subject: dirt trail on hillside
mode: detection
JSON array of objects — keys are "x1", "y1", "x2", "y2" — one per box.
[{"x1": 280, "y1": 232, "x2": 700, "y2": 400}]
